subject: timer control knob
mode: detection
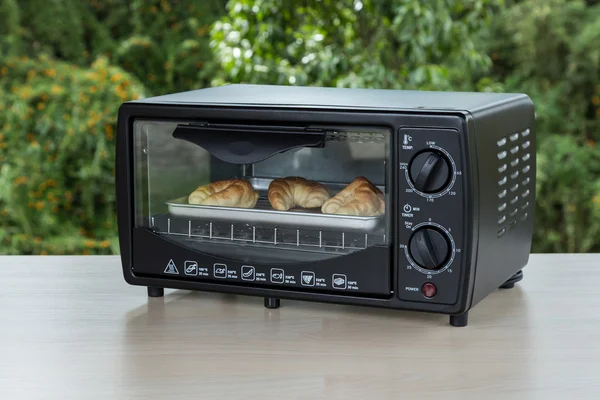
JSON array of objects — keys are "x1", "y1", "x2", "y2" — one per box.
[
  {"x1": 409, "y1": 228, "x2": 450, "y2": 270},
  {"x1": 409, "y1": 151, "x2": 451, "y2": 193}
]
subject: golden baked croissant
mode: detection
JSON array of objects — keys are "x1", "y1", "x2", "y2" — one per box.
[
  {"x1": 321, "y1": 177, "x2": 385, "y2": 216},
  {"x1": 188, "y1": 178, "x2": 259, "y2": 208},
  {"x1": 268, "y1": 177, "x2": 330, "y2": 211}
]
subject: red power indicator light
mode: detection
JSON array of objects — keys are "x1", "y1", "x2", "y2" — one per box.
[{"x1": 422, "y1": 282, "x2": 437, "y2": 298}]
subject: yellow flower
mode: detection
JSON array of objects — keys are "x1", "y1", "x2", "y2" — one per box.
[
  {"x1": 90, "y1": 86, "x2": 97, "y2": 93},
  {"x1": 99, "y1": 240, "x2": 110, "y2": 248},
  {"x1": 51, "y1": 85, "x2": 63, "y2": 95},
  {"x1": 37, "y1": 103, "x2": 46, "y2": 110},
  {"x1": 84, "y1": 239, "x2": 95, "y2": 248},
  {"x1": 19, "y1": 87, "x2": 32, "y2": 99},
  {"x1": 41, "y1": 94, "x2": 48, "y2": 101},
  {"x1": 0, "y1": 67, "x2": 7, "y2": 76},
  {"x1": 593, "y1": 96, "x2": 600, "y2": 106},
  {"x1": 14, "y1": 176, "x2": 28, "y2": 185},
  {"x1": 82, "y1": 250, "x2": 90, "y2": 255},
  {"x1": 45, "y1": 68, "x2": 56, "y2": 77},
  {"x1": 593, "y1": 195, "x2": 600, "y2": 205},
  {"x1": 40, "y1": 250, "x2": 48, "y2": 255},
  {"x1": 160, "y1": 0, "x2": 172, "y2": 12},
  {"x1": 35, "y1": 201, "x2": 44, "y2": 210},
  {"x1": 34, "y1": 237, "x2": 42, "y2": 244},
  {"x1": 31, "y1": 140, "x2": 40, "y2": 148},
  {"x1": 110, "y1": 73, "x2": 123, "y2": 83}
]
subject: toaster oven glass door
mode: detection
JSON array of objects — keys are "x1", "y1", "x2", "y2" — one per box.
[{"x1": 132, "y1": 120, "x2": 391, "y2": 264}]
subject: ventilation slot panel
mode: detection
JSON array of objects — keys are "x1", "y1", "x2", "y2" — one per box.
[{"x1": 496, "y1": 128, "x2": 533, "y2": 237}]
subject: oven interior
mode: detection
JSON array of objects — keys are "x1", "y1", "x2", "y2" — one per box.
[{"x1": 133, "y1": 120, "x2": 392, "y2": 264}]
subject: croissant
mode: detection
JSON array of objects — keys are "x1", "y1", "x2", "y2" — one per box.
[
  {"x1": 268, "y1": 177, "x2": 330, "y2": 211},
  {"x1": 188, "y1": 178, "x2": 258, "y2": 208},
  {"x1": 321, "y1": 177, "x2": 385, "y2": 216}
]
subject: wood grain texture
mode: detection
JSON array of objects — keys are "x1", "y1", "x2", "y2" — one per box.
[{"x1": 0, "y1": 254, "x2": 599, "y2": 400}]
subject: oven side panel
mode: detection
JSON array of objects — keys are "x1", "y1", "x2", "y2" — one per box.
[{"x1": 469, "y1": 95, "x2": 536, "y2": 307}]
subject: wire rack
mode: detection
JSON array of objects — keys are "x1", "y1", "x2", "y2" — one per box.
[{"x1": 150, "y1": 214, "x2": 386, "y2": 254}]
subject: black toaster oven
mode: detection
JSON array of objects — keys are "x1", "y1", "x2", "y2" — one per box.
[{"x1": 116, "y1": 84, "x2": 535, "y2": 327}]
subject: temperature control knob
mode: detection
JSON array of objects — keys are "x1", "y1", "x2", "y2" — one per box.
[
  {"x1": 409, "y1": 151, "x2": 451, "y2": 193},
  {"x1": 409, "y1": 228, "x2": 450, "y2": 270}
]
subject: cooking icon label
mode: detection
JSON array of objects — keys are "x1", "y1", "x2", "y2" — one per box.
[
  {"x1": 270, "y1": 268, "x2": 284, "y2": 284},
  {"x1": 301, "y1": 271, "x2": 315, "y2": 286},
  {"x1": 184, "y1": 261, "x2": 198, "y2": 276},
  {"x1": 213, "y1": 263, "x2": 227, "y2": 278},
  {"x1": 332, "y1": 274, "x2": 347, "y2": 289},
  {"x1": 241, "y1": 266, "x2": 255, "y2": 281}
]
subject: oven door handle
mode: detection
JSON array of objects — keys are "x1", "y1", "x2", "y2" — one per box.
[{"x1": 172, "y1": 124, "x2": 326, "y2": 164}]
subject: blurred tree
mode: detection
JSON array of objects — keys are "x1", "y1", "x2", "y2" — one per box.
[
  {"x1": 0, "y1": 55, "x2": 146, "y2": 255},
  {"x1": 2, "y1": 0, "x2": 226, "y2": 94},
  {"x1": 113, "y1": 0, "x2": 225, "y2": 93},
  {"x1": 210, "y1": 0, "x2": 503, "y2": 90},
  {"x1": 0, "y1": 0, "x2": 20, "y2": 57},
  {"x1": 485, "y1": 0, "x2": 600, "y2": 252}
]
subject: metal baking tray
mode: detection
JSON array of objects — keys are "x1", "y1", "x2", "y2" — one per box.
[{"x1": 165, "y1": 177, "x2": 385, "y2": 232}]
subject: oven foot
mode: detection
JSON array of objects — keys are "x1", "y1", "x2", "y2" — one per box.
[
  {"x1": 499, "y1": 270, "x2": 523, "y2": 289},
  {"x1": 449, "y1": 312, "x2": 469, "y2": 327},
  {"x1": 147, "y1": 287, "x2": 164, "y2": 297},
  {"x1": 264, "y1": 297, "x2": 280, "y2": 309}
]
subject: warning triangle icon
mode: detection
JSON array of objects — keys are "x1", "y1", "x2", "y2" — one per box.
[{"x1": 164, "y1": 259, "x2": 179, "y2": 274}]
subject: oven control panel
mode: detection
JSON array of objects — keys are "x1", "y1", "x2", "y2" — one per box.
[{"x1": 397, "y1": 127, "x2": 466, "y2": 305}]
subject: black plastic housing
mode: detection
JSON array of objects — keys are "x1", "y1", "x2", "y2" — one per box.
[{"x1": 116, "y1": 84, "x2": 535, "y2": 325}]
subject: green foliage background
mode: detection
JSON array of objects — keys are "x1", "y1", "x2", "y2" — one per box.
[{"x1": 0, "y1": 0, "x2": 599, "y2": 254}]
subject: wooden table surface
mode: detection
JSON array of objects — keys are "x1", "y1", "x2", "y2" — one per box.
[{"x1": 0, "y1": 254, "x2": 599, "y2": 399}]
